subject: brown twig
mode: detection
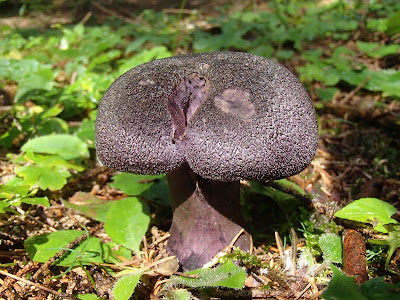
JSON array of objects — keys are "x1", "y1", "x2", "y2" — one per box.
[
  {"x1": 341, "y1": 75, "x2": 371, "y2": 103},
  {"x1": 0, "y1": 260, "x2": 40, "y2": 295},
  {"x1": 0, "y1": 269, "x2": 62, "y2": 297},
  {"x1": 91, "y1": 1, "x2": 139, "y2": 25}
]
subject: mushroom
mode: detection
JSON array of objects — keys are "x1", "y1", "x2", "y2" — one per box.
[{"x1": 95, "y1": 51, "x2": 319, "y2": 270}]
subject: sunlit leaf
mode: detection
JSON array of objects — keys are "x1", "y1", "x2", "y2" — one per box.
[
  {"x1": 110, "y1": 173, "x2": 169, "y2": 204},
  {"x1": 21, "y1": 134, "x2": 89, "y2": 160},
  {"x1": 167, "y1": 260, "x2": 246, "y2": 289},
  {"x1": 319, "y1": 233, "x2": 342, "y2": 263},
  {"x1": 104, "y1": 197, "x2": 150, "y2": 254},
  {"x1": 24, "y1": 230, "x2": 104, "y2": 266},
  {"x1": 334, "y1": 198, "x2": 397, "y2": 233},
  {"x1": 113, "y1": 273, "x2": 142, "y2": 300},
  {"x1": 15, "y1": 165, "x2": 70, "y2": 191},
  {"x1": 65, "y1": 192, "x2": 114, "y2": 222}
]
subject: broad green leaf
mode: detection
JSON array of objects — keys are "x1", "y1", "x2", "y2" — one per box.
[
  {"x1": 369, "y1": 224, "x2": 400, "y2": 273},
  {"x1": 386, "y1": 10, "x2": 400, "y2": 35},
  {"x1": 0, "y1": 59, "x2": 55, "y2": 102},
  {"x1": 65, "y1": 192, "x2": 114, "y2": 222},
  {"x1": 111, "y1": 173, "x2": 169, "y2": 204},
  {"x1": 315, "y1": 87, "x2": 339, "y2": 102},
  {"x1": 113, "y1": 273, "x2": 142, "y2": 300},
  {"x1": 21, "y1": 134, "x2": 89, "y2": 160},
  {"x1": 15, "y1": 165, "x2": 70, "y2": 191},
  {"x1": 334, "y1": 198, "x2": 397, "y2": 233},
  {"x1": 0, "y1": 184, "x2": 30, "y2": 199},
  {"x1": 323, "y1": 265, "x2": 400, "y2": 300},
  {"x1": 297, "y1": 63, "x2": 341, "y2": 86},
  {"x1": 167, "y1": 260, "x2": 246, "y2": 289},
  {"x1": 37, "y1": 117, "x2": 69, "y2": 136},
  {"x1": 341, "y1": 69, "x2": 400, "y2": 97},
  {"x1": 360, "y1": 277, "x2": 400, "y2": 300},
  {"x1": 24, "y1": 230, "x2": 104, "y2": 266},
  {"x1": 0, "y1": 201, "x2": 11, "y2": 213},
  {"x1": 118, "y1": 46, "x2": 171, "y2": 75},
  {"x1": 111, "y1": 173, "x2": 163, "y2": 196},
  {"x1": 75, "y1": 119, "x2": 95, "y2": 148},
  {"x1": 356, "y1": 41, "x2": 400, "y2": 58},
  {"x1": 14, "y1": 152, "x2": 84, "y2": 172},
  {"x1": 20, "y1": 197, "x2": 50, "y2": 207},
  {"x1": 37, "y1": 104, "x2": 64, "y2": 119},
  {"x1": 322, "y1": 265, "x2": 368, "y2": 300},
  {"x1": 319, "y1": 233, "x2": 342, "y2": 263},
  {"x1": 104, "y1": 197, "x2": 150, "y2": 254}
]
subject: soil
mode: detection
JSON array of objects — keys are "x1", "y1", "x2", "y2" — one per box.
[{"x1": 0, "y1": 1, "x2": 399, "y2": 299}]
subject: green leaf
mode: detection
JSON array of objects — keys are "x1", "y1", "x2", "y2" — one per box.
[
  {"x1": 37, "y1": 117, "x2": 69, "y2": 136},
  {"x1": 0, "y1": 58, "x2": 56, "y2": 102},
  {"x1": 323, "y1": 265, "x2": 400, "y2": 300},
  {"x1": 75, "y1": 119, "x2": 95, "y2": 148},
  {"x1": 356, "y1": 41, "x2": 400, "y2": 58},
  {"x1": 15, "y1": 152, "x2": 84, "y2": 172},
  {"x1": 24, "y1": 230, "x2": 104, "y2": 266},
  {"x1": 167, "y1": 260, "x2": 246, "y2": 289},
  {"x1": 77, "y1": 294, "x2": 101, "y2": 300},
  {"x1": 0, "y1": 184, "x2": 30, "y2": 199},
  {"x1": 37, "y1": 104, "x2": 64, "y2": 119},
  {"x1": 315, "y1": 87, "x2": 339, "y2": 102},
  {"x1": 369, "y1": 224, "x2": 400, "y2": 273},
  {"x1": 20, "y1": 197, "x2": 49, "y2": 207},
  {"x1": 64, "y1": 192, "x2": 114, "y2": 222},
  {"x1": 104, "y1": 197, "x2": 150, "y2": 254},
  {"x1": 118, "y1": 46, "x2": 171, "y2": 75},
  {"x1": 165, "y1": 289, "x2": 192, "y2": 300},
  {"x1": 322, "y1": 265, "x2": 368, "y2": 300},
  {"x1": 319, "y1": 233, "x2": 342, "y2": 263},
  {"x1": 386, "y1": 10, "x2": 400, "y2": 35},
  {"x1": 15, "y1": 165, "x2": 70, "y2": 191},
  {"x1": 111, "y1": 173, "x2": 169, "y2": 204},
  {"x1": 0, "y1": 201, "x2": 11, "y2": 213},
  {"x1": 103, "y1": 241, "x2": 132, "y2": 264},
  {"x1": 111, "y1": 173, "x2": 163, "y2": 196},
  {"x1": 113, "y1": 273, "x2": 142, "y2": 300},
  {"x1": 21, "y1": 134, "x2": 89, "y2": 160},
  {"x1": 360, "y1": 277, "x2": 400, "y2": 300},
  {"x1": 334, "y1": 198, "x2": 397, "y2": 233}
]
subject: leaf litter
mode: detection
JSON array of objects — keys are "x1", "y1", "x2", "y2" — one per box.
[{"x1": 1, "y1": 0, "x2": 400, "y2": 299}]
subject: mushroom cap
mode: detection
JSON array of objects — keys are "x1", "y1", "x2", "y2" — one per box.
[{"x1": 95, "y1": 51, "x2": 318, "y2": 181}]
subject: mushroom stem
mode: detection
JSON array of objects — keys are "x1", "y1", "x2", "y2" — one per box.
[{"x1": 166, "y1": 164, "x2": 251, "y2": 270}]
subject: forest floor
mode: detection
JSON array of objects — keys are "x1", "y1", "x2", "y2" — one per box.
[{"x1": 1, "y1": 1, "x2": 400, "y2": 299}]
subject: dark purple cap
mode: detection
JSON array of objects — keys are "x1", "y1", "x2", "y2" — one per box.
[{"x1": 95, "y1": 51, "x2": 318, "y2": 181}]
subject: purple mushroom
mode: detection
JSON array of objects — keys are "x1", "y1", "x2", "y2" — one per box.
[{"x1": 95, "y1": 51, "x2": 319, "y2": 270}]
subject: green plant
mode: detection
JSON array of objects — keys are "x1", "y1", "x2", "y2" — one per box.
[
  {"x1": 322, "y1": 265, "x2": 400, "y2": 300},
  {"x1": 334, "y1": 198, "x2": 398, "y2": 233}
]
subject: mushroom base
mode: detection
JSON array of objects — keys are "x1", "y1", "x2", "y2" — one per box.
[{"x1": 166, "y1": 164, "x2": 251, "y2": 270}]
